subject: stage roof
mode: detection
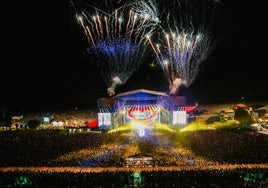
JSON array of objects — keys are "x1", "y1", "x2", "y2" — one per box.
[{"x1": 114, "y1": 89, "x2": 168, "y2": 99}]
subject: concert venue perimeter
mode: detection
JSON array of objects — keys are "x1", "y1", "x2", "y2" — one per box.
[{"x1": 1, "y1": 0, "x2": 268, "y2": 187}]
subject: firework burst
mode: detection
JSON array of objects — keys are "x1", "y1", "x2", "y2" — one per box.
[
  {"x1": 147, "y1": 0, "x2": 218, "y2": 95},
  {"x1": 74, "y1": 0, "x2": 159, "y2": 96}
]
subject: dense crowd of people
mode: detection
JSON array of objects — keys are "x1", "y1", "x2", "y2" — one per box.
[
  {"x1": 0, "y1": 167, "x2": 267, "y2": 187},
  {"x1": 0, "y1": 128, "x2": 268, "y2": 187}
]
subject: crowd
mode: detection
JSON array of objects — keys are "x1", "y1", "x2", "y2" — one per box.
[
  {"x1": 0, "y1": 128, "x2": 268, "y2": 187},
  {"x1": 0, "y1": 167, "x2": 267, "y2": 187}
]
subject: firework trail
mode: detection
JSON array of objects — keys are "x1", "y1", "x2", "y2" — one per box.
[
  {"x1": 147, "y1": 0, "x2": 219, "y2": 95},
  {"x1": 73, "y1": 0, "x2": 159, "y2": 96}
]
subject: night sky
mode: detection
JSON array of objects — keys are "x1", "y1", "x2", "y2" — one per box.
[{"x1": 2, "y1": 0, "x2": 267, "y2": 114}]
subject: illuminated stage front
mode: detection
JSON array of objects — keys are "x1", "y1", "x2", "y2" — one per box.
[
  {"x1": 127, "y1": 105, "x2": 157, "y2": 121},
  {"x1": 97, "y1": 89, "x2": 191, "y2": 130}
]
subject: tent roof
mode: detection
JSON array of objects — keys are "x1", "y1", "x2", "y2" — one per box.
[{"x1": 257, "y1": 105, "x2": 268, "y2": 111}]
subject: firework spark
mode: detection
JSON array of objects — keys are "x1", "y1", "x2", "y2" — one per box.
[
  {"x1": 148, "y1": 31, "x2": 212, "y2": 94},
  {"x1": 147, "y1": 0, "x2": 218, "y2": 95},
  {"x1": 75, "y1": 1, "x2": 159, "y2": 96}
]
